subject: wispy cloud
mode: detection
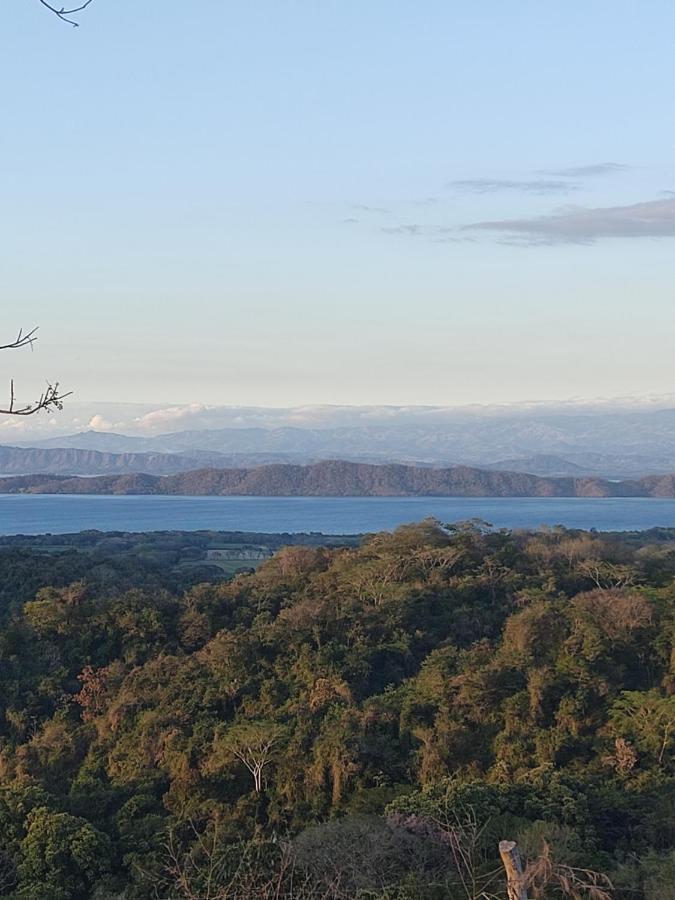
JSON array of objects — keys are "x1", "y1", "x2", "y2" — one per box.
[
  {"x1": 380, "y1": 224, "x2": 475, "y2": 243},
  {"x1": 381, "y1": 224, "x2": 422, "y2": 235},
  {"x1": 542, "y1": 162, "x2": 631, "y2": 177},
  {"x1": 464, "y1": 197, "x2": 675, "y2": 245},
  {"x1": 351, "y1": 204, "x2": 390, "y2": 214},
  {"x1": 450, "y1": 178, "x2": 578, "y2": 195}
]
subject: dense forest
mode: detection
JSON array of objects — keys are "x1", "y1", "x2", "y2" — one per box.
[
  {"x1": 6, "y1": 460, "x2": 675, "y2": 496},
  {"x1": 0, "y1": 520, "x2": 673, "y2": 898}
]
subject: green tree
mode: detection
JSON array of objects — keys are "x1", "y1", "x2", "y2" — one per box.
[
  {"x1": 18, "y1": 806, "x2": 112, "y2": 899},
  {"x1": 610, "y1": 690, "x2": 675, "y2": 769}
]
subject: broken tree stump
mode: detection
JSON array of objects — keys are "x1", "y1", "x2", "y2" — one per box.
[{"x1": 499, "y1": 840, "x2": 529, "y2": 900}]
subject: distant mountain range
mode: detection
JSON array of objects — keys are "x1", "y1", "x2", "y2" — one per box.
[
  {"x1": 0, "y1": 442, "x2": 632, "y2": 480},
  {"x1": 3, "y1": 461, "x2": 675, "y2": 497},
  {"x1": 10, "y1": 404, "x2": 675, "y2": 478},
  {"x1": 0, "y1": 445, "x2": 319, "y2": 477}
]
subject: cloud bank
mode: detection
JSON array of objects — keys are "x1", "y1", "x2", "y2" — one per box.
[
  {"x1": 464, "y1": 197, "x2": 675, "y2": 244},
  {"x1": 9, "y1": 396, "x2": 675, "y2": 441}
]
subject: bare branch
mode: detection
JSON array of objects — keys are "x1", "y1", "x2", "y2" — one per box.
[
  {"x1": 524, "y1": 842, "x2": 614, "y2": 900},
  {"x1": 37, "y1": 0, "x2": 95, "y2": 27},
  {"x1": 1, "y1": 327, "x2": 71, "y2": 416},
  {"x1": 0, "y1": 327, "x2": 39, "y2": 352},
  {"x1": 0, "y1": 380, "x2": 72, "y2": 417}
]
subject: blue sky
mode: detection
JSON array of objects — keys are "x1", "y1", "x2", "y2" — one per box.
[{"x1": 2, "y1": 1, "x2": 675, "y2": 413}]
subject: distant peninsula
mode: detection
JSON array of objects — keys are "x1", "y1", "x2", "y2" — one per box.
[{"x1": 2, "y1": 460, "x2": 675, "y2": 497}]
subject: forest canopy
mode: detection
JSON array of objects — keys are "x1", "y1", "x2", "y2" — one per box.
[{"x1": 0, "y1": 520, "x2": 672, "y2": 898}]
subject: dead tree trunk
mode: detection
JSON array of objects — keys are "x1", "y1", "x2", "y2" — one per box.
[{"x1": 499, "y1": 840, "x2": 528, "y2": 900}]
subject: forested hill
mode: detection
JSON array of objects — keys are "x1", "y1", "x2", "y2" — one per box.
[
  {"x1": 0, "y1": 520, "x2": 672, "y2": 898},
  {"x1": 2, "y1": 459, "x2": 675, "y2": 496}
]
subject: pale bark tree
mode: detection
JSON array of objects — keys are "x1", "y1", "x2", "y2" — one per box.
[{"x1": 209, "y1": 722, "x2": 286, "y2": 794}]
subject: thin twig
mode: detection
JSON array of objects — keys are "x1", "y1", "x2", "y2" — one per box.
[
  {"x1": 0, "y1": 327, "x2": 38, "y2": 352},
  {"x1": 1, "y1": 327, "x2": 70, "y2": 416},
  {"x1": 0, "y1": 380, "x2": 72, "y2": 416},
  {"x1": 37, "y1": 0, "x2": 95, "y2": 27}
]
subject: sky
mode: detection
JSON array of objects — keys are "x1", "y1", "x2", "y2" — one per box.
[{"x1": 2, "y1": 1, "x2": 675, "y2": 428}]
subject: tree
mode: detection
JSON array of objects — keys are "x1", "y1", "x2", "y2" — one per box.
[
  {"x1": 208, "y1": 721, "x2": 286, "y2": 793},
  {"x1": 18, "y1": 806, "x2": 112, "y2": 899},
  {"x1": 610, "y1": 690, "x2": 675, "y2": 768},
  {"x1": 1, "y1": 327, "x2": 69, "y2": 416},
  {"x1": 37, "y1": 0, "x2": 96, "y2": 27}
]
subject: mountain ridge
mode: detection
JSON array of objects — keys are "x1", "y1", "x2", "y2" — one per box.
[
  {"x1": 0, "y1": 444, "x2": 337, "y2": 476},
  {"x1": 2, "y1": 460, "x2": 675, "y2": 497},
  {"x1": 14, "y1": 409, "x2": 675, "y2": 477}
]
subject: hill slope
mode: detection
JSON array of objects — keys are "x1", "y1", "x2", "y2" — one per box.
[
  {"x1": 0, "y1": 444, "x2": 332, "y2": 476},
  {"x1": 0, "y1": 460, "x2": 672, "y2": 496},
  {"x1": 0, "y1": 445, "x2": 205, "y2": 476}
]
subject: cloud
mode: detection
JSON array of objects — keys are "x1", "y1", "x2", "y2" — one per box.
[
  {"x1": 543, "y1": 162, "x2": 631, "y2": 177},
  {"x1": 450, "y1": 178, "x2": 578, "y2": 195},
  {"x1": 431, "y1": 235, "x2": 477, "y2": 244},
  {"x1": 379, "y1": 224, "x2": 476, "y2": 243},
  {"x1": 351, "y1": 204, "x2": 390, "y2": 214},
  {"x1": 88, "y1": 415, "x2": 116, "y2": 431},
  {"x1": 464, "y1": 197, "x2": 675, "y2": 244},
  {"x1": 381, "y1": 224, "x2": 422, "y2": 235},
  {"x1": 132, "y1": 403, "x2": 214, "y2": 432}
]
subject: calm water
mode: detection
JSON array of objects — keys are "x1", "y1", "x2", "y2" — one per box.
[{"x1": 2, "y1": 494, "x2": 675, "y2": 535}]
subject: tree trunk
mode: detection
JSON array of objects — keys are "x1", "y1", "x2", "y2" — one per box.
[{"x1": 499, "y1": 840, "x2": 528, "y2": 900}]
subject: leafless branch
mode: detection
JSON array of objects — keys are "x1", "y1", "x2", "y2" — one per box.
[
  {"x1": 0, "y1": 327, "x2": 39, "y2": 352},
  {"x1": 0, "y1": 380, "x2": 71, "y2": 417},
  {"x1": 525, "y1": 843, "x2": 614, "y2": 900},
  {"x1": 1, "y1": 327, "x2": 71, "y2": 416},
  {"x1": 151, "y1": 818, "x2": 347, "y2": 900},
  {"x1": 37, "y1": 0, "x2": 96, "y2": 27}
]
